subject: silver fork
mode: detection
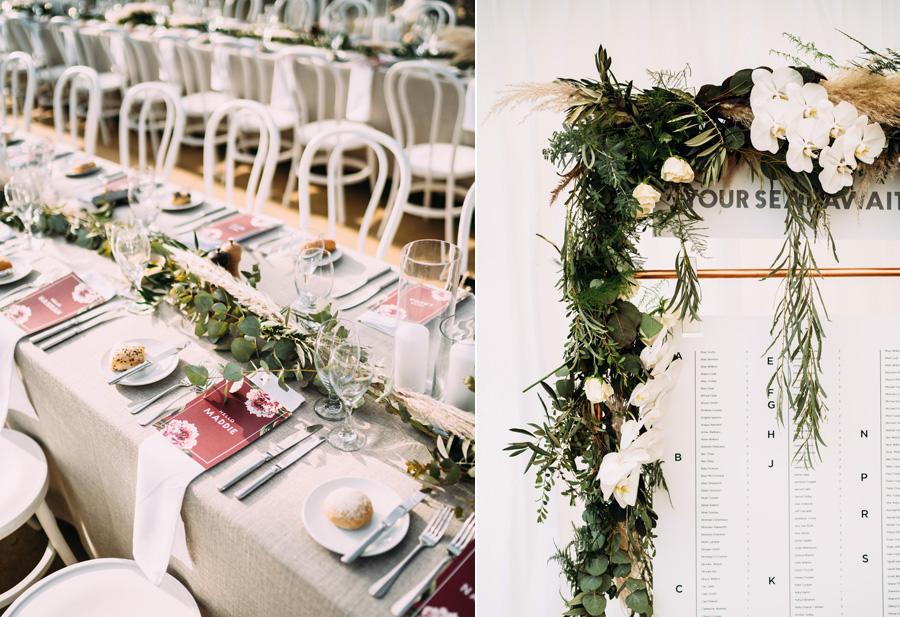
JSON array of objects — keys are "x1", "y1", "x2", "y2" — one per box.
[
  {"x1": 128, "y1": 377, "x2": 192, "y2": 414},
  {"x1": 369, "y1": 505, "x2": 452, "y2": 598},
  {"x1": 390, "y1": 512, "x2": 475, "y2": 616}
]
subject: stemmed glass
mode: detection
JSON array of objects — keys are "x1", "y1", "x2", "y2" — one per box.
[
  {"x1": 128, "y1": 171, "x2": 160, "y2": 230},
  {"x1": 313, "y1": 319, "x2": 360, "y2": 421},
  {"x1": 293, "y1": 247, "x2": 334, "y2": 313},
  {"x1": 326, "y1": 354, "x2": 374, "y2": 452},
  {"x1": 107, "y1": 221, "x2": 151, "y2": 299},
  {"x1": 4, "y1": 171, "x2": 41, "y2": 254}
]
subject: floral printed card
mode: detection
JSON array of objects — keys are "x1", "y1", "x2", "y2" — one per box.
[
  {"x1": 155, "y1": 379, "x2": 292, "y2": 470},
  {"x1": 415, "y1": 539, "x2": 475, "y2": 617},
  {"x1": 194, "y1": 213, "x2": 280, "y2": 250},
  {"x1": 1, "y1": 273, "x2": 105, "y2": 334}
]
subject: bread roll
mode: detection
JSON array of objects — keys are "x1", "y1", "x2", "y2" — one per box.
[
  {"x1": 111, "y1": 344, "x2": 145, "y2": 372},
  {"x1": 0, "y1": 257, "x2": 11, "y2": 273},
  {"x1": 324, "y1": 488, "x2": 373, "y2": 530}
]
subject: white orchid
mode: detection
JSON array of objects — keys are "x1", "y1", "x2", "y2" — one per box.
[
  {"x1": 750, "y1": 105, "x2": 789, "y2": 154},
  {"x1": 818, "y1": 135, "x2": 857, "y2": 194},
  {"x1": 584, "y1": 376, "x2": 614, "y2": 405},
  {"x1": 598, "y1": 421, "x2": 666, "y2": 508},
  {"x1": 784, "y1": 81, "x2": 833, "y2": 122},
  {"x1": 844, "y1": 118, "x2": 886, "y2": 164},
  {"x1": 785, "y1": 117, "x2": 831, "y2": 173},
  {"x1": 825, "y1": 100, "x2": 860, "y2": 140},
  {"x1": 640, "y1": 332, "x2": 673, "y2": 373},
  {"x1": 749, "y1": 67, "x2": 802, "y2": 112}
]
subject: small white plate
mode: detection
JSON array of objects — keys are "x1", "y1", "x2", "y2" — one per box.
[
  {"x1": 161, "y1": 191, "x2": 204, "y2": 213},
  {"x1": 320, "y1": 247, "x2": 343, "y2": 266},
  {"x1": 0, "y1": 257, "x2": 33, "y2": 286},
  {"x1": 65, "y1": 163, "x2": 102, "y2": 179},
  {"x1": 100, "y1": 338, "x2": 180, "y2": 387},
  {"x1": 302, "y1": 477, "x2": 410, "y2": 557}
]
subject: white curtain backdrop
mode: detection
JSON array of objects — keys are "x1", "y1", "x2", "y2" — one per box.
[{"x1": 476, "y1": 1, "x2": 899, "y2": 615}]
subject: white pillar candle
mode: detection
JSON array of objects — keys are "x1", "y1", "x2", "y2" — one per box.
[
  {"x1": 443, "y1": 340, "x2": 475, "y2": 411},
  {"x1": 393, "y1": 322, "x2": 429, "y2": 393}
]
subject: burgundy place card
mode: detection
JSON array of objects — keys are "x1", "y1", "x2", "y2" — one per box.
[
  {"x1": 154, "y1": 379, "x2": 292, "y2": 469},
  {"x1": 1, "y1": 272, "x2": 105, "y2": 334},
  {"x1": 413, "y1": 539, "x2": 475, "y2": 617},
  {"x1": 195, "y1": 213, "x2": 279, "y2": 249}
]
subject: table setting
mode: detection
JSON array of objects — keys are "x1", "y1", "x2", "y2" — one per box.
[{"x1": 0, "y1": 133, "x2": 474, "y2": 617}]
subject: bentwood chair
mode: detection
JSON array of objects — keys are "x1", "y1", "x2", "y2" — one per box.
[
  {"x1": 278, "y1": 48, "x2": 374, "y2": 219},
  {"x1": 171, "y1": 39, "x2": 235, "y2": 147},
  {"x1": 203, "y1": 99, "x2": 281, "y2": 213},
  {"x1": 119, "y1": 83, "x2": 186, "y2": 182},
  {"x1": 407, "y1": 0, "x2": 457, "y2": 28},
  {"x1": 0, "y1": 429, "x2": 77, "y2": 608},
  {"x1": 5, "y1": 558, "x2": 201, "y2": 616},
  {"x1": 278, "y1": 0, "x2": 315, "y2": 30},
  {"x1": 298, "y1": 125, "x2": 412, "y2": 260},
  {"x1": 53, "y1": 66, "x2": 101, "y2": 157},
  {"x1": 384, "y1": 60, "x2": 475, "y2": 243},
  {"x1": 321, "y1": 0, "x2": 373, "y2": 37},
  {"x1": 457, "y1": 182, "x2": 474, "y2": 277},
  {"x1": 0, "y1": 52, "x2": 36, "y2": 135}
]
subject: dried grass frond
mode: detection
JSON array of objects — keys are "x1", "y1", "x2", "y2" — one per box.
[
  {"x1": 824, "y1": 69, "x2": 900, "y2": 127},
  {"x1": 716, "y1": 102, "x2": 754, "y2": 127},
  {"x1": 490, "y1": 81, "x2": 585, "y2": 119}
]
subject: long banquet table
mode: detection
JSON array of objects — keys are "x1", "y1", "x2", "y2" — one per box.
[{"x1": 4, "y1": 144, "x2": 474, "y2": 616}]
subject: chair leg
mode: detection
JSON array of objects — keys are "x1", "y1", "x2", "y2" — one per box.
[
  {"x1": 366, "y1": 148, "x2": 376, "y2": 193},
  {"x1": 98, "y1": 116, "x2": 110, "y2": 145},
  {"x1": 444, "y1": 182, "x2": 455, "y2": 244},
  {"x1": 35, "y1": 501, "x2": 77, "y2": 566},
  {"x1": 377, "y1": 162, "x2": 400, "y2": 238},
  {"x1": 336, "y1": 157, "x2": 346, "y2": 226},
  {"x1": 282, "y1": 143, "x2": 301, "y2": 209}
]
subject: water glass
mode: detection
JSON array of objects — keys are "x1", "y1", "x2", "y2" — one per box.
[
  {"x1": 293, "y1": 247, "x2": 334, "y2": 313},
  {"x1": 128, "y1": 171, "x2": 160, "y2": 229},
  {"x1": 4, "y1": 171, "x2": 40, "y2": 253},
  {"x1": 313, "y1": 319, "x2": 360, "y2": 421},
  {"x1": 108, "y1": 221, "x2": 151, "y2": 297},
  {"x1": 327, "y1": 357, "x2": 374, "y2": 452},
  {"x1": 434, "y1": 316, "x2": 475, "y2": 411}
]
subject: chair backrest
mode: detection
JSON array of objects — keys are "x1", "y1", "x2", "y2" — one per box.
[
  {"x1": 117, "y1": 31, "x2": 162, "y2": 85},
  {"x1": 321, "y1": 0, "x2": 372, "y2": 36},
  {"x1": 457, "y1": 182, "x2": 474, "y2": 275},
  {"x1": 172, "y1": 39, "x2": 215, "y2": 95},
  {"x1": 220, "y1": 39, "x2": 275, "y2": 104},
  {"x1": 203, "y1": 99, "x2": 280, "y2": 213},
  {"x1": 49, "y1": 18, "x2": 76, "y2": 66},
  {"x1": 298, "y1": 125, "x2": 412, "y2": 260},
  {"x1": 281, "y1": 0, "x2": 314, "y2": 29},
  {"x1": 120, "y1": 82, "x2": 185, "y2": 181},
  {"x1": 4, "y1": 15, "x2": 35, "y2": 55},
  {"x1": 385, "y1": 60, "x2": 466, "y2": 173},
  {"x1": 0, "y1": 52, "x2": 35, "y2": 134},
  {"x1": 277, "y1": 47, "x2": 345, "y2": 125},
  {"x1": 224, "y1": 0, "x2": 261, "y2": 21},
  {"x1": 53, "y1": 66, "x2": 101, "y2": 156},
  {"x1": 408, "y1": 0, "x2": 456, "y2": 28}
]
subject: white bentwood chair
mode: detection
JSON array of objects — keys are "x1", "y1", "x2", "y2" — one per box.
[
  {"x1": 0, "y1": 52, "x2": 36, "y2": 135},
  {"x1": 278, "y1": 0, "x2": 315, "y2": 30},
  {"x1": 171, "y1": 39, "x2": 235, "y2": 147},
  {"x1": 53, "y1": 66, "x2": 101, "y2": 157},
  {"x1": 298, "y1": 125, "x2": 411, "y2": 260},
  {"x1": 457, "y1": 182, "x2": 474, "y2": 276},
  {"x1": 385, "y1": 60, "x2": 475, "y2": 243},
  {"x1": 407, "y1": 0, "x2": 457, "y2": 28},
  {"x1": 0, "y1": 429, "x2": 77, "y2": 609},
  {"x1": 119, "y1": 82, "x2": 186, "y2": 182},
  {"x1": 203, "y1": 99, "x2": 281, "y2": 213},
  {"x1": 321, "y1": 0, "x2": 373, "y2": 37}
]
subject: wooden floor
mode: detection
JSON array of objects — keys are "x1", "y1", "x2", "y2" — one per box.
[{"x1": 28, "y1": 110, "x2": 475, "y2": 276}]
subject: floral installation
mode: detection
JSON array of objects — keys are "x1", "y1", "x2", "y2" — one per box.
[
  {"x1": 162, "y1": 419, "x2": 199, "y2": 450},
  {"x1": 244, "y1": 388, "x2": 281, "y2": 419},
  {"x1": 71, "y1": 282, "x2": 100, "y2": 304},
  {"x1": 503, "y1": 35, "x2": 899, "y2": 617},
  {"x1": 4, "y1": 304, "x2": 30, "y2": 325}
]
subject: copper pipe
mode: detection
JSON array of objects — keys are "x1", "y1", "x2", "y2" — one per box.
[{"x1": 636, "y1": 267, "x2": 900, "y2": 280}]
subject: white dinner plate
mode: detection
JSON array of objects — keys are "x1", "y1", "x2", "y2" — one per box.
[
  {"x1": 302, "y1": 477, "x2": 410, "y2": 557},
  {"x1": 100, "y1": 338, "x2": 180, "y2": 387},
  {"x1": 65, "y1": 163, "x2": 102, "y2": 179},
  {"x1": 161, "y1": 191, "x2": 204, "y2": 212},
  {"x1": 0, "y1": 256, "x2": 33, "y2": 286}
]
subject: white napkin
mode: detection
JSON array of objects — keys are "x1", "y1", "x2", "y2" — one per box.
[
  {"x1": 133, "y1": 433, "x2": 204, "y2": 585},
  {"x1": 0, "y1": 317, "x2": 36, "y2": 427},
  {"x1": 463, "y1": 79, "x2": 476, "y2": 133},
  {"x1": 346, "y1": 62, "x2": 375, "y2": 123}
]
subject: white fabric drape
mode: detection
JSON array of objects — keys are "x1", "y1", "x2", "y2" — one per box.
[{"x1": 476, "y1": 1, "x2": 899, "y2": 615}]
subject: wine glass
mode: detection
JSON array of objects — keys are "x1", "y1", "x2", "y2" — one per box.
[
  {"x1": 128, "y1": 171, "x2": 160, "y2": 229},
  {"x1": 326, "y1": 355, "x2": 374, "y2": 452},
  {"x1": 293, "y1": 247, "x2": 334, "y2": 313},
  {"x1": 313, "y1": 319, "x2": 360, "y2": 421},
  {"x1": 108, "y1": 221, "x2": 151, "y2": 298},
  {"x1": 4, "y1": 171, "x2": 40, "y2": 253}
]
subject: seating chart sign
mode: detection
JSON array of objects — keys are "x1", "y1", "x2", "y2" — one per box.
[{"x1": 653, "y1": 316, "x2": 895, "y2": 616}]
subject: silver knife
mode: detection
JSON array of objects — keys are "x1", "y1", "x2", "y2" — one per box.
[
  {"x1": 332, "y1": 267, "x2": 393, "y2": 299},
  {"x1": 108, "y1": 340, "x2": 189, "y2": 385},
  {"x1": 235, "y1": 436, "x2": 327, "y2": 500},
  {"x1": 218, "y1": 423, "x2": 324, "y2": 491},
  {"x1": 337, "y1": 275, "x2": 399, "y2": 312},
  {"x1": 30, "y1": 302, "x2": 121, "y2": 344},
  {"x1": 38, "y1": 311, "x2": 127, "y2": 350},
  {"x1": 341, "y1": 490, "x2": 426, "y2": 564}
]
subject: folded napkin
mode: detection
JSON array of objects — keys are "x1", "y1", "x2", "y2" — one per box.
[
  {"x1": 0, "y1": 317, "x2": 36, "y2": 426},
  {"x1": 133, "y1": 433, "x2": 204, "y2": 585},
  {"x1": 346, "y1": 62, "x2": 375, "y2": 123}
]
